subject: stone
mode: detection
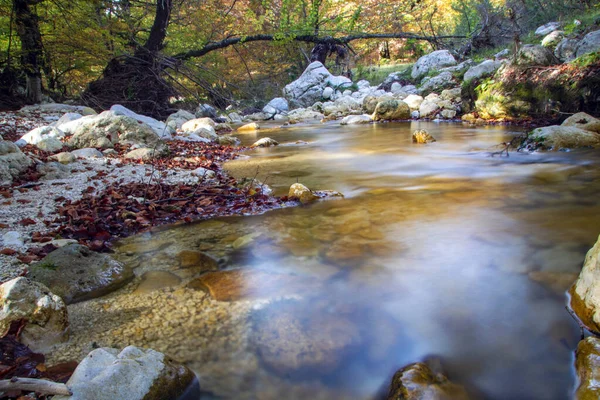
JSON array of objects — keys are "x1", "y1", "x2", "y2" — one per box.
[
  {"x1": 283, "y1": 61, "x2": 351, "y2": 107},
  {"x1": 237, "y1": 122, "x2": 260, "y2": 132},
  {"x1": 419, "y1": 100, "x2": 440, "y2": 119},
  {"x1": 574, "y1": 336, "x2": 600, "y2": 400},
  {"x1": 36, "y1": 137, "x2": 64, "y2": 152},
  {"x1": 575, "y1": 30, "x2": 600, "y2": 58},
  {"x1": 216, "y1": 135, "x2": 240, "y2": 146},
  {"x1": 419, "y1": 71, "x2": 456, "y2": 95},
  {"x1": 110, "y1": 105, "x2": 173, "y2": 139},
  {"x1": 0, "y1": 140, "x2": 32, "y2": 185},
  {"x1": 372, "y1": 100, "x2": 411, "y2": 121},
  {"x1": 227, "y1": 112, "x2": 242, "y2": 123},
  {"x1": 250, "y1": 300, "x2": 361, "y2": 376},
  {"x1": 463, "y1": 59, "x2": 502, "y2": 82},
  {"x1": 68, "y1": 111, "x2": 161, "y2": 149},
  {"x1": 541, "y1": 30, "x2": 564, "y2": 48},
  {"x1": 440, "y1": 109, "x2": 457, "y2": 119},
  {"x1": 165, "y1": 110, "x2": 195, "y2": 130},
  {"x1": 516, "y1": 44, "x2": 557, "y2": 66},
  {"x1": 323, "y1": 95, "x2": 361, "y2": 116},
  {"x1": 411, "y1": 110, "x2": 420, "y2": 119},
  {"x1": 176, "y1": 250, "x2": 218, "y2": 272},
  {"x1": 386, "y1": 361, "x2": 470, "y2": 400},
  {"x1": 262, "y1": 97, "x2": 289, "y2": 117},
  {"x1": 412, "y1": 129, "x2": 436, "y2": 144},
  {"x1": 322, "y1": 87, "x2": 334, "y2": 100},
  {"x1": 2, "y1": 231, "x2": 24, "y2": 248},
  {"x1": 215, "y1": 122, "x2": 232, "y2": 132},
  {"x1": 181, "y1": 117, "x2": 216, "y2": 132},
  {"x1": 554, "y1": 38, "x2": 579, "y2": 62},
  {"x1": 134, "y1": 271, "x2": 182, "y2": 295},
  {"x1": 29, "y1": 244, "x2": 134, "y2": 304},
  {"x1": 191, "y1": 167, "x2": 216, "y2": 179},
  {"x1": 535, "y1": 22, "x2": 561, "y2": 36},
  {"x1": 251, "y1": 137, "x2": 279, "y2": 148},
  {"x1": 495, "y1": 49, "x2": 510, "y2": 60},
  {"x1": 195, "y1": 103, "x2": 217, "y2": 118},
  {"x1": 0, "y1": 278, "x2": 68, "y2": 352},
  {"x1": 403, "y1": 94, "x2": 424, "y2": 111},
  {"x1": 340, "y1": 114, "x2": 372, "y2": 125},
  {"x1": 187, "y1": 269, "x2": 316, "y2": 301},
  {"x1": 124, "y1": 148, "x2": 160, "y2": 160},
  {"x1": 37, "y1": 161, "x2": 70, "y2": 180},
  {"x1": 440, "y1": 88, "x2": 462, "y2": 101},
  {"x1": 71, "y1": 148, "x2": 104, "y2": 159},
  {"x1": 411, "y1": 50, "x2": 457, "y2": 80},
  {"x1": 569, "y1": 235, "x2": 600, "y2": 332},
  {"x1": 53, "y1": 346, "x2": 199, "y2": 400},
  {"x1": 562, "y1": 112, "x2": 600, "y2": 134},
  {"x1": 19, "y1": 126, "x2": 65, "y2": 145},
  {"x1": 289, "y1": 183, "x2": 318, "y2": 204},
  {"x1": 529, "y1": 125, "x2": 600, "y2": 150},
  {"x1": 287, "y1": 108, "x2": 324, "y2": 123}
]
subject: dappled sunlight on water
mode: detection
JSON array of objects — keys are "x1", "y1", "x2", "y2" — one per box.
[{"x1": 79, "y1": 121, "x2": 600, "y2": 399}]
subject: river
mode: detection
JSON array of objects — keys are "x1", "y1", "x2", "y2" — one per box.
[{"x1": 54, "y1": 121, "x2": 600, "y2": 399}]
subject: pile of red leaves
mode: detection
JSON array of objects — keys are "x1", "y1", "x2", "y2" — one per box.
[
  {"x1": 52, "y1": 180, "x2": 284, "y2": 252},
  {"x1": 0, "y1": 320, "x2": 77, "y2": 399}
]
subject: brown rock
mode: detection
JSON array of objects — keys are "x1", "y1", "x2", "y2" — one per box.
[
  {"x1": 412, "y1": 129, "x2": 437, "y2": 144},
  {"x1": 187, "y1": 269, "x2": 317, "y2": 301},
  {"x1": 575, "y1": 336, "x2": 600, "y2": 400},
  {"x1": 387, "y1": 361, "x2": 470, "y2": 400},
  {"x1": 134, "y1": 271, "x2": 182, "y2": 295}
]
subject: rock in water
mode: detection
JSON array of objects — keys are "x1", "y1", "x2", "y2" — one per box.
[
  {"x1": 251, "y1": 137, "x2": 279, "y2": 148},
  {"x1": 53, "y1": 346, "x2": 199, "y2": 400},
  {"x1": 386, "y1": 361, "x2": 470, "y2": 400},
  {"x1": 237, "y1": 122, "x2": 260, "y2": 132},
  {"x1": 372, "y1": 100, "x2": 411, "y2": 121},
  {"x1": 28, "y1": 244, "x2": 134, "y2": 304},
  {"x1": 412, "y1": 130, "x2": 437, "y2": 144},
  {"x1": 529, "y1": 126, "x2": 600, "y2": 150},
  {"x1": 283, "y1": 61, "x2": 352, "y2": 108},
  {"x1": 569, "y1": 234, "x2": 600, "y2": 332},
  {"x1": 0, "y1": 277, "x2": 68, "y2": 352},
  {"x1": 288, "y1": 183, "x2": 318, "y2": 204},
  {"x1": 574, "y1": 336, "x2": 600, "y2": 400},
  {"x1": 561, "y1": 112, "x2": 600, "y2": 134}
]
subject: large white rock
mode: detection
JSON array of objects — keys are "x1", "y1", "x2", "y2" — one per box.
[
  {"x1": 463, "y1": 60, "x2": 503, "y2": 82},
  {"x1": 340, "y1": 114, "x2": 373, "y2": 125},
  {"x1": 110, "y1": 105, "x2": 173, "y2": 139},
  {"x1": 166, "y1": 110, "x2": 195, "y2": 131},
  {"x1": 561, "y1": 112, "x2": 600, "y2": 134},
  {"x1": 54, "y1": 112, "x2": 83, "y2": 129},
  {"x1": 36, "y1": 137, "x2": 64, "y2": 152},
  {"x1": 262, "y1": 97, "x2": 289, "y2": 116},
  {"x1": 535, "y1": 22, "x2": 561, "y2": 36},
  {"x1": 529, "y1": 125, "x2": 600, "y2": 149},
  {"x1": 0, "y1": 140, "x2": 32, "y2": 185},
  {"x1": 53, "y1": 346, "x2": 198, "y2": 400},
  {"x1": 576, "y1": 30, "x2": 600, "y2": 58},
  {"x1": 283, "y1": 62, "x2": 352, "y2": 107},
  {"x1": 411, "y1": 50, "x2": 457, "y2": 80},
  {"x1": 68, "y1": 111, "x2": 162, "y2": 149},
  {"x1": 18, "y1": 126, "x2": 65, "y2": 145},
  {"x1": 418, "y1": 71, "x2": 456, "y2": 94},
  {"x1": 0, "y1": 277, "x2": 68, "y2": 352},
  {"x1": 181, "y1": 118, "x2": 217, "y2": 137},
  {"x1": 403, "y1": 94, "x2": 424, "y2": 111}
]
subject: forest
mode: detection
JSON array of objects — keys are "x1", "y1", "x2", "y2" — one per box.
[{"x1": 0, "y1": 0, "x2": 595, "y2": 115}]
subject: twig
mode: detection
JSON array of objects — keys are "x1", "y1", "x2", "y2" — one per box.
[
  {"x1": 0, "y1": 377, "x2": 72, "y2": 396},
  {"x1": 13, "y1": 182, "x2": 43, "y2": 189},
  {"x1": 246, "y1": 166, "x2": 260, "y2": 195},
  {"x1": 566, "y1": 306, "x2": 600, "y2": 340}
]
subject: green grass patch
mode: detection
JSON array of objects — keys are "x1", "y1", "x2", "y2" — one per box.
[{"x1": 352, "y1": 63, "x2": 412, "y2": 86}]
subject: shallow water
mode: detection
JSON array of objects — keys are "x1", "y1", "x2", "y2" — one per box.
[{"x1": 107, "y1": 121, "x2": 600, "y2": 399}]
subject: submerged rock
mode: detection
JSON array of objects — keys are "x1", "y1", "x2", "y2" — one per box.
[
  {"x1": 237, "y1": 122, "x2": 260, "y2": 132},
  {"x1": 251, "y1": 137, "x2": 279, "y2": 148},
  {"x1": 386, "y1": 361, "x2": 470, "y2": 400},
  {"x1": 134, "y1": 271, "x2": 182, "y2": 295},
  {"x1": 250, "y1": 299, "x2": 362, "y2": 376},
  {"x1": 29, "y1": 244, "x2": 134, "y2": 304},
  {"x1": 53, "y1": 346, "x2": 199, "y2": 400},
  {"x1": 412, "y1": 129, "x2": 437, "y2": 144},
  {"x1": 187, "y1": 269, "x2": 317, "y2": 301},
  {"x1": 340, "y1": 114, "x2": 372, "y2": 125},
  {"x1": 0, "y1": 277, "x2": 69, "y2": 352}
]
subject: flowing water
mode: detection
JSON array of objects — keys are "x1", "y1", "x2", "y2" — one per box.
[{"x1": 57, "y1": 121, "x2": 600, "y2": 399}]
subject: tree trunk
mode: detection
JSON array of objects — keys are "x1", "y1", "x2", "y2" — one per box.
[
  {"x1": 142, "y1": 0, "x2": 173, "y2": 53},
  {"x1": 13, "y1": 0, "x2": 45, "y2": 104}
]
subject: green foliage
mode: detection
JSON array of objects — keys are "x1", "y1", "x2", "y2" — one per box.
[{"x1": 570, "y1": 52, "x2": 600, "y2": 68}]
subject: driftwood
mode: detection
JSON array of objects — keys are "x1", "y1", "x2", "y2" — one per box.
[{"x1": 0, "y1": 377, "x2": 72, "y2": 396}]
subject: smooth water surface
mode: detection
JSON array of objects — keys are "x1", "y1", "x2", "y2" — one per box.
[{"x1": 109, "y1": 121, "x2": 600, "y2": 399}]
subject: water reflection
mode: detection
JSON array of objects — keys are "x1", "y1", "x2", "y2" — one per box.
[{"x1": 110, "y1": 121, "x2": 600, "y2": 399}]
